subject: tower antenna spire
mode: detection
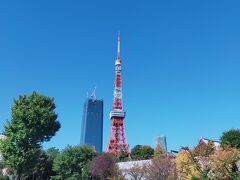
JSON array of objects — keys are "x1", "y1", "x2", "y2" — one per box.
[{"x1": 117, "y1": 32, "x2": 120, "y2": 59}]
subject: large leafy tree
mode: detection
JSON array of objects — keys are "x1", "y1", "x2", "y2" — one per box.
[
  {"x1": 0, "y1": 92, "x2": 61, "y2": 179},
  {"x1": 52, "y1": 145, "x2": 96, "y2": 180},
  {"x1": 221, "y1": 129, "x2": 240, "y2": 149},
  {"x1": 130, "y1": 145, "x2": 154, "y2": 160},
  {"x1": 26, "y1": 148, "x2": 60, "y2": 180},
  {"x1": 21, "y1": 149, "x2": 50, "y2": 180}
]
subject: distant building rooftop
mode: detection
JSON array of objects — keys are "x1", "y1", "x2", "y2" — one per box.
[{"x1": 198, "y1": 137, "x2": 220, "y2": 148}]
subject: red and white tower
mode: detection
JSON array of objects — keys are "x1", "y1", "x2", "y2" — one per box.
[{"x1": 106, "y1": 33, "x2": 129, "y2": 155}]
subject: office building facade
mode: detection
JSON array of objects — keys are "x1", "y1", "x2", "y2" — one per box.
[{"x1": 80, "y1": 98, "x2": 103, "y2": 152}]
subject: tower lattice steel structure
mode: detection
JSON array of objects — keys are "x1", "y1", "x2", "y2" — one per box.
[{"x1": 106, "y1": 33, "x2": 129, "y2": 155}]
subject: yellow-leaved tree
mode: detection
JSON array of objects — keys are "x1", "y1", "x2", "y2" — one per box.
[
  {"x1": 175, "y1": 150, "x2": 201, "y2": 180},
  {"x1": 154, "y1": 143, "x2": 166, "y2": 157}
]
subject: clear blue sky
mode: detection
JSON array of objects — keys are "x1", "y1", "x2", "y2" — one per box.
[{"x1": 1, "y1": 0, "x2": 240, "y2": 151}]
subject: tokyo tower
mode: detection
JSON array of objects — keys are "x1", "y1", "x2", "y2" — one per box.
[{"x1": 106, "y1": 33, "x2": 129, "y2": 155}]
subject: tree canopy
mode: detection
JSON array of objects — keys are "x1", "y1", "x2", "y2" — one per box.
[
  {"x1": 175, "y1": 150, "x2": 201, "y2": 179},
  {"x1": 118, "y1": 151, "x2": 129, "y2": 162},
  {"x1": 220, "y1": 129, "x2": 240, "y2": 149},
  {"x1": 52, "y1": 145, "x2": 96, "y2": 179},
  {"x1": 0, "y1": 92, "x2": 61, "y2": 179},
  {"x1": 130, "y1": 145, "x2": 154, "y2": 160}
]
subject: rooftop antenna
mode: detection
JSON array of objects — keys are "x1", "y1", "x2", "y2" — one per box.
[{"x1": 90, "y1": 87, "x2": 97, "y2": 101}]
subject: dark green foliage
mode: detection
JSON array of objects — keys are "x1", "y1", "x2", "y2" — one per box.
[
  {"x1": 45, "y1": 147, "x2": 60, "y2": 178},
  {"x1": 52, "y1": 145, "x2": 96, "y2": 179},
  {"x1": 130, "y1": 145, "x2": 154, "y2": 160},
  {"x1": 0, "y1": 135, "x2": 41, "y2": 178},
  {"x1": 118, "y1": 151, "x2": 129, "y2": 162},
  {"x1": 20, "y1": 149, "x2": 51, "y2": 180},
  {"x1": 6, "y1": 92, "x2": 60, "y2": 147},
  {"x1": 0, "y1": 162, "x2": 4, "y2": 170},
  {"x1": 0, "y1": 175, "x2": 10, "y2": 180},
  {"x1": 0, "y1": 92, "x2": 61, "y2": 178},
  {"x1": 220, "y1": 129, "x2": 240, "y2": 149},
  {"x1": 191, "y1": 176, "x2": 211, "y2": 180},
  {"x1": 46, "y1": 147, "x2": 60, "y2": 161},
  {"x1": 32, "y1": 150, "x2": 51, "y2": 179},
  {"x1": 30, "y1": 148, "x2": 59, "y2": 179}
]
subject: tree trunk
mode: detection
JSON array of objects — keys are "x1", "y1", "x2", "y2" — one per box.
[{"x1": 17, "y1": 173, "x2": 21, "y2": 180}]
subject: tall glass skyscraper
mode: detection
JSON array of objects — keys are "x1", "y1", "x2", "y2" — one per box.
[
  {"x1": 154, "y1": 135, "x2": 167, "y2": 152},
  {"x1": 80, "y1": 97, "x2": 103, "y2": 152}
]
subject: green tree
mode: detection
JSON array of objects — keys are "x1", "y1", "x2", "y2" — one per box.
[
  {"x1": 21, "y1": 149, "x2": 50, "y2": 180},
  {"x1": 52, "y1": 145, "x2": 96, "y2": 180},
  {"x1": 33, "y1": 148, "x2": 60, "y2": 180},
  {"x1": 221, "y1": 129, "x2": 240, "y2": 149},
  {"x1": 118, "y1": 151, "x2": 129, "y2": 162},
  {"x1": 45, "y1": 147, "x2": 60, "y2": 178},
  {"x1": 130, "y1": 145, "x2": 154, "y2": 160},
  {"x1": 14, "y1": 148, "x2": 60, "y2": 180},
  {"x1": 0, "y1": 92, "x2": 61, "y2": 179},
  {"x1": 46, "y1": 147, "x2": 60, "y2": 162},
  {"x1": 0, "y1": 175, "x2": 10, "y2": 180}
]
